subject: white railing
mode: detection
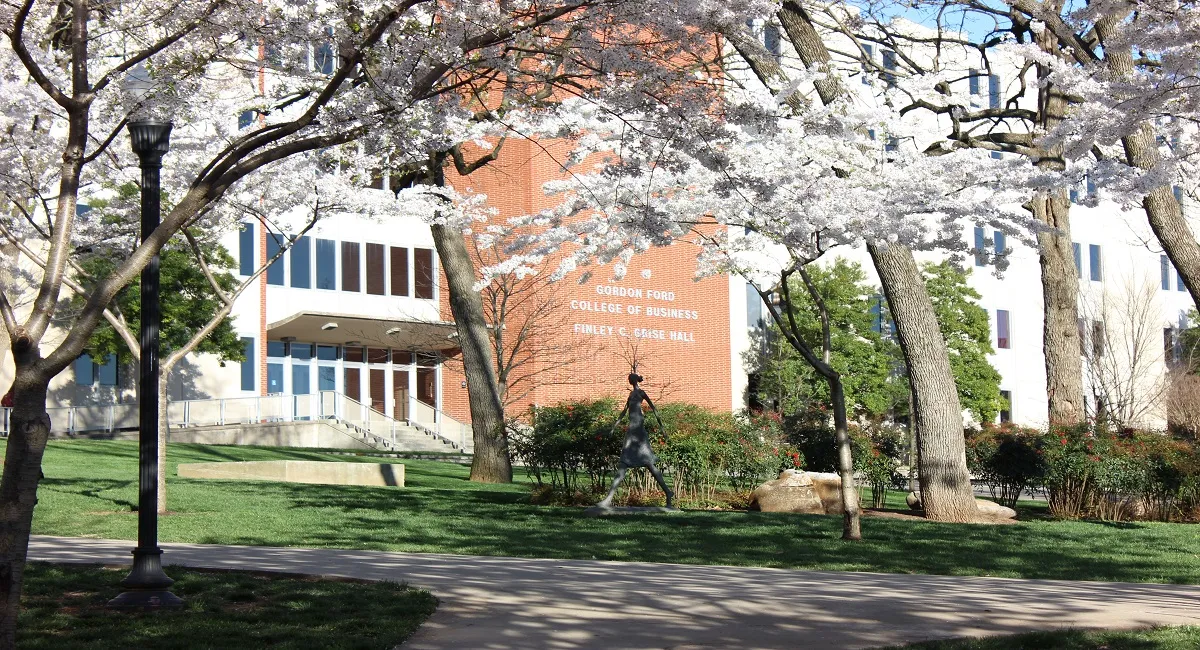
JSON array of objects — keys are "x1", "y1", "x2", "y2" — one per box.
[{"x1": 0, "y1": 392, "x2": 472, "y2": 451}]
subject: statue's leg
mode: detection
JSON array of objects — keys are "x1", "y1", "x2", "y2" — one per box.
[
  {"x1": 598, "y1": 465, "x2": 628, "y2": 507},
  {"x1": 647, "y1": 463, "x2": 675, "y2": 508}
]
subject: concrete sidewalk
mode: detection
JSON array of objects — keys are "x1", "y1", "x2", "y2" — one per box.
[{"x1": 28, "y1": 535, "x2": 1200, "y2": 649}]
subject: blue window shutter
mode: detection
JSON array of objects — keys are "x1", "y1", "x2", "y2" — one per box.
[
  {"x1": 1072, "y1": 242, "x2": 1082, "y2": 278},
  {"x1": 240, "y1": 338, "x2": 255, "y2": 391},
  {"x1": 988, "y1": 74, "x2": 1000, "y2": 108},
  {"x1": 994, "y1": 231, "x2": 1006, "y2": 256},
  {"x1": 238, "y1": 222, "x2": 255, "y2": 276},
  {"x1": 1163, "y1": 255, "x2": 1172, "y2": 290},
  {"x1": 1089, "y1": 244, "x2": 1102, "y2": 281},
  {"x1": 266, "y1": 233, "x2": 285, "y2": 285},
  {"x1": 974, "y1": 226, "x2": 986, "y2": 266},
  {"x1": 290, "y1": 236, "x2": 312, "y2": 288},
  {"x1": 74, "y1": 355, "x2": 95, "y2": 386},
  {"x1": 97, "y1": 354, "x2": 118, "y2": 386}
]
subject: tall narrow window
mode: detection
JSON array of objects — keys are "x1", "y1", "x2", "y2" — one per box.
[
  {"x1": 988, "y1": 74, "x2": 1001, "y2": 108},
  {"x1": 1072, "y1": 242, "x2": 1082, "y2": 278},
  {"x1": 968, "y1": 68, "x2": 981, "y2": 96},
  {"x1": 1174, "y1": 185, "x2": 1183, "y2": 202},
  {"x1": 290, "y1": 236, "x2": 311, "y2": 288},
  {"x1": 1089, "y1": 244, "x2": 1103, "y2": 281},
  {"x1": 746, "y1": 283, "x2": 763, "y2": 331},
  {"x1": 974, "y1": 226, "x2": 986, "y2": 266},
  {"x1": 1163, "y1": 255, "x2": 1172, "y2": 290},
  {"x1": 238, "y1": 110, "x2": 254, "y2": 130},
  {"x1": 341, "y1": 242, "x2": 360, "y2": 292},
  {"x1": 238, "y1": 222, "x2": 255, "y2": 276},
  {"x1": 994, "y1": 230, "x2": 1007, "y2": 257},
  {"x1": 882, "y1": 50, "x2": 897, "y2": 86},
  {"x1": 1165, "y1": 327, "x2": 1178, "y2": 364},
  {"x1": 1078, "y1": 318, "x2": 1087, "y2": 355},
  {"x1": 999, "y1": 390, "x2": 1012, "y2": 423},
  {"x1": 366, "y1": 243, "x2": 386, "y2": 295},
  {"x1": 861, "y1": 44, "x2": 874, "y2": 84},
  {"x1": 267, "y1": 363, "x2": 284, "y2": 394},
  {"x1": 316, "y1": 239, "x2": 336, "y2": 289},
  {"x1": 1086, "y1": 175, "x2": 1097, "y2": 195},
  {"x1": 314, "y1": 27, "x2": 335, "y2": 74},
  {"x1": 292, "y1": 365, "x2": 310, "y2": 395},
  {"x1": 74, "y1": 355, "x2": 95, "y2": 386},
  {"x1": 318, "y1": 366, "x2": 336, "y2": 392},
  {"x1": 390, "y1": 247, "x2": 409, "y2": 296},
  {"x1": 97, "y1": 354, "x2": 118, "y2": 386},
  {"x1": 344, "y1": 367, "x2": 361, "y2": 401},
  {"x1": 1178, "y1": 267, "x2": 1186, "y2": 292},
  {"x1": 240, "y1": 338, "x2": 255, "y2": 391},
  {"x1": 266, "y1": 233, "x2": 285, "y2": 286},
  {"x1": 1092, "y1": 320, "x2": 1105, "y2": 357},
  {"x1": 414, "y1": 248, "x2": 434, "y2": 299},
  {"x1": 763, "y1": 24, "x2": 781, "y2": 58},
  {"x1": 997, "y1": 310, "x2": 1011, "y2": 349}
]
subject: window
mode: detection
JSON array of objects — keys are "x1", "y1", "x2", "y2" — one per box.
[
  {"x1": 316, "y1": 239, "x2": 336, "y2": 289},
  {"x1": 393, "y1": 350, "x2": 413, "y2": 365},
  {"x1": 882, "y1": 50, "x2": 896, "y2": 86},
  {"x1": 414, "y1": 248, "x2": 434, "y2": 299},
  {"x1": 292, "y1": 365, "x2": 311, "y2": 395},
  {"x1": 267, "y1": 341, "x2": 286, "y2": 358},
  {"x1": 267, "y1": 363, "x2": 284, "y2": 394},
  {"x1": 990, "y1": 151, "x2": 1002, "y2": 160},
  {"x1": 974, "y1": 226, "x2": 986, "y2": 266},
  {"x1": 366, "y1": 243, "x2": 386, "y2": 295},
  {"x1": 1163, "y1": 255, "x2": 1172, "y2": 290},
  {"x1": 240, "y1": 338, "x2": 256, "y2": 391},
  {"x1": 390, "y1": 247, "x2": 409, "y2": 296},
  {"x1": 1070, "y1": 187, "x2": 1080, "y2": 203},
  {"x1": 1072, "y1": 242, "x2": 1082, "y2": 278},
  {"x1": 341, "y1": 241, "x2": 360, "y2": 292},
  {"x1": 884, "y1": 137, "x2": 899, "y2": 152},
  {"x1": 367, "y1": 347, "x2": 389, "y2": 364},
  {"x1": 1175, "y1": 185, "x2": 1184, "y2": 203},
  {"x1": 266, "y1": 233, "x2": 285, "y2": 285},
  {"x1": 316, "y1": 345, "x2": 338, "y2": 361},
  {"x1": 318, "y1": 366, "x2": 336, "y2": 391},
  {"x1": 238, "y1": 110, "x2": 254, "y2": 130},
  {"x1": 97, "y1": 354, "x2": 118, "y2": 386},
  {"x1": 1092, "y1": 320, "x2": 1105, "y2": 357},
  {"x1": 861, "y1": 44, "x2": 874, "y2": 84},
  {"x1": 869, "y1": 295, "x2": 884, "y2": 334},
  {"x1": 1089, "y1": 244, "x2": 1103, "y2": 281},
  {"x1": 997, "y1": 310, "x2": 1011, "y2": 349},
  {"x1": 968, "y1": 68, "x2": 981, "y2": 96},
  {"x1": 746, "y1": 283, "x2": 763, "y2": 330},
  {"x1": 999, "y1": 390, "x2": 1012, "y2": 423},
  {"x1": 238, "y1": 222, "x2": 255, "y2": 276},
  {"x1": 344, "y1": 346, "x2": 365, "y2": 363},
  {"x1": 1165, "y1": 327, "x2": 1178, "y2": 364},
  {"x1": 291, "y1": 343, "x2": 313, "y2": 361},
  {"x1": 1178, "y1": 267, "x2": 1186, "y2": 292},
  {"x1": 994, "y1": 230, "x2": 1006, "y2": 257},
  {"x1": 74, "y1": 355, "x2": 95, "y2": 386},
  {"x1": 764, "y1": 24, "x2": 781, "y2": 58},
  {"x1": 314, "y1": 27, "x2": 335, "y2": 74},
  {"x1": 290, "y1": 236, "x2": 311, "y2": 288},
  {"x1": 1078, "y1": 318, "x2": 1087, "y2": 355},
  {"x1": 1086, "y1": 175, "x2": 1096, "y2": 196},
  {"x1": 988, "y1": 74, "x2": 1001, "y2": 108}
]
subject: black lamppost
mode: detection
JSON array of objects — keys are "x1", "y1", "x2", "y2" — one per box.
[{"x1": 109, "y1": 119, "x2": 183, "y2": 609}]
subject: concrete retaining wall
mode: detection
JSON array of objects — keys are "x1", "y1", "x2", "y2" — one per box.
[{"x1": 177, "y1": 460, "x2": 404, "y2": 487}]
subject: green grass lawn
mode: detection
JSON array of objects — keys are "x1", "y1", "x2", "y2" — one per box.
[
  {"x1": 891, "y1": 626, "x2": 1200, "y2": 649},
  {"x1": 8, "y1": 440, "x2": 1200, "y2": 583},
  {"x1": 18, "y1": 561, "x2": 436, "y2": 649}
]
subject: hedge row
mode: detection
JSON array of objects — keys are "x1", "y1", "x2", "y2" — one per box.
[{"x1": 511, "y1": 400, "x2": 802, "y2": 506}]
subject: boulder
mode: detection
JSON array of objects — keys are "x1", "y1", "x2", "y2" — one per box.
[
  {"x1": 749, "y1": 470, "x2": 850, "y2": 515},
  {"x1": 975, "y1": 498, "x2": 1017, "y2": 520}
]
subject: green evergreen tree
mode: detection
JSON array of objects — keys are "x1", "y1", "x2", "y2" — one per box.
[{"x1": 920, "y1": 261, "x2": 1003, "y2": 422}]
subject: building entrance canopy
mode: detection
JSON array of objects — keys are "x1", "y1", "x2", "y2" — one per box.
[{"x1": 267, "y1": 312, "x2": 459, "y2": 352}]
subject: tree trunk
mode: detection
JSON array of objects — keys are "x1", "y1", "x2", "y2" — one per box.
[
  {"x1": 1033, "y1": 193, "x2": 1085, "y2": 425},
  {"x1": 829, "y1": 379, "x2": 862, "y2": 540},
  {"x1": 0, "y1": 360, "x2": 52, "y2": 649},
  {"x1": 157, "y1": 373, "x2": 169, "y2": 514},
  {"x1": 431, "y1": 223, "x2": 512, "y2": 483},
  {"x1": 869, "y1": 243, "x2": 978, "y2": 522},
  {"x1": 1032, "y1": 24, "x2": 1086, "y2": 426}
]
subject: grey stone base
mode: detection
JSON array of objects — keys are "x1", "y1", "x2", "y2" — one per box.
[{"x1": 583, "y1": 506, "x2": 681, "y2": 517}]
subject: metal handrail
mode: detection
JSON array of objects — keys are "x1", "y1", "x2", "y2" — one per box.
[{"x1": 2, "y1": 392, "x2": 472, "y2": 451}]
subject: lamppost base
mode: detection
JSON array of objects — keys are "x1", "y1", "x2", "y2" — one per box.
[{"x1": 107, "y1": 547, "x2": 184, "y2": 609}]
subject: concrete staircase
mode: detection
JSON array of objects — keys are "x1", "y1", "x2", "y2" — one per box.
[{"x1": 328, "y1": 418, "x2": 461, "y2": 454}]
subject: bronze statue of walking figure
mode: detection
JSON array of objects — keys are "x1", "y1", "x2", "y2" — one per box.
[{"x1": 597, "y1": 371, "x2": 675, "y2": 508}]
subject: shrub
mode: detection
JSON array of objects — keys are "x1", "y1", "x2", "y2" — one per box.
[
  {"x1": 514, "y1": 400, "x2": 801, "y2": 508},
  {"x1": 965, "y1": 424, "x2": 1047, "y2": 508},
  {"x1": 851, "y1": 421, "x2": 906, "y2": 508}
]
